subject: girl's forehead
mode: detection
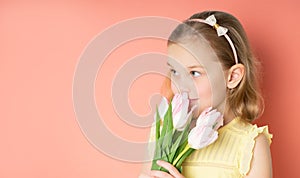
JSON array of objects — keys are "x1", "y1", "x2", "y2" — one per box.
[{"x1": 167, "y1": 42, "x2": 220, "y2": 68}]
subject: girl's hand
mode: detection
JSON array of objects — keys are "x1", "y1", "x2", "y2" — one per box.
[{"x1": 150, "y1": 160, "x2": 185, "y2": 178}]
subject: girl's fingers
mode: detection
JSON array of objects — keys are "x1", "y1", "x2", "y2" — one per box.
[
  {"x1": 156, "y1": 160, "x2": 184, "y2": 178},
  {"x1": 138, "y1": 173, "x2": 154, "y2": 178},
  {"x1": 150, "y1": 170, "x2": 173, "y2": 178}
]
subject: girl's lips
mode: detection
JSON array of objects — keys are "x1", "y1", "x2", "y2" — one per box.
[
  {"x1": 189, "y1": 98, "x2": 199, "y2": 103},
  {"x1": 188, "y1": 98, "x2": 199, "y2": 111},
  {"x1": 189, "y1": 98, "x2": 199, "y2": 100}
]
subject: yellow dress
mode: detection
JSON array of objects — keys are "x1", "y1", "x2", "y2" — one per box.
[
  {"x1": 181, "y1": 117, "x2": 272, "y2": 178},
  {"x1": 148, "y1": 117, "x2": 272, "y2": 178}
]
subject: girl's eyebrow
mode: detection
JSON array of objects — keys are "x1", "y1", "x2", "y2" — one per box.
[
  {"x1": 187, "y1": 65, "x2": 204, "y2": 69},
  {"x1": 167, "y1": 62, "x2": 204, "y2": 69},
  {"x1": 166, "y1": 62, "x2": 173, "y2": 67}
]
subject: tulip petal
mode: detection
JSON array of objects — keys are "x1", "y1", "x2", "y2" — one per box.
[
  {"x1": 188, "y1": 107, "x2": 223, "y2": 150},
  {"x1": 158, "y1": 97, "x2": 169, "y2": 119},
  {"x1": 172, "y1": 92, "x2": 190, "y2": 130}
]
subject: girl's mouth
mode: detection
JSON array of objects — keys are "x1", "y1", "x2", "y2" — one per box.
[{"x1": 188, "y1": 98, "x2": 199, "y2": 111}]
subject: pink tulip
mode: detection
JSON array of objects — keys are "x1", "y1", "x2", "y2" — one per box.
[
  {"x1": 196, "y1": 107, "x2": 223, "y2": 129},
  {"x1": 157, "y1": 96, "x2": 169, "y2": 119},
  {"x1": 188, "y1": 107, "x2": 223, "y2": 149},
  {"x1": 156, "y1": 92, "x2": 193, "y2": 131},
  {"x1": 171, "y1": 92, "x2": 190, "y2": 130}
]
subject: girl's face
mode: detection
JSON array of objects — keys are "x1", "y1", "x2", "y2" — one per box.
[{"x1": 167, "y1": 41, "x2": 227, "y2": 117}]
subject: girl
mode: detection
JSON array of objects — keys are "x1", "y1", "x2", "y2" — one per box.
[{"x1": 140, "y1": 10, "x2": 272, "y2": 178}]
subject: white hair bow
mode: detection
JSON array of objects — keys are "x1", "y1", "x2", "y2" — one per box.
[
  {"x1": 187, "y1": 14, "x2": 239, "y2": 64},
  {"x1": 204, "y1": 15, "x2": 228, "y2": 37}
]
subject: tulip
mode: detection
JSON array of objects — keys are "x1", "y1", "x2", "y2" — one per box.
[
  {"x1": 195, "y1": 107, "x2": 224, "y2": 131},
  {"x1": 189, "y1": 107, "x2": 223, "y2": 149},
  {"x1": 171, "y1": 92, "x2": 190, "y2": 130},
  {"x1": 188, "y1": 125, "x2": 219, "y2": 149},
  {"x1": 151, "y1": 94, "x2": 223, "y2": 173},
  {"x1": 156, "y1": 92, "x2": 192, "y2": 131},
  {"x1": 157, "y1": 96, "x2": 169, "y2": 119},
  {"x1": 172, "y1": 107, "x2": 223, "y2": 168},
  {"x1": 151, "y1": 92, "x2": 193, "y2": 172}
]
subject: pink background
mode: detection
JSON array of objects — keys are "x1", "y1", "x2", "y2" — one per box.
[{"x1": 1, "y1": 0, "x2": 299, "y2": 177}]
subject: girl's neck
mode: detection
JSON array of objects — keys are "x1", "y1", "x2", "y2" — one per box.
[
  {"x1": 217, "y1": 102, "x2": 236, "y2": 125},
  {"x1": 223, "y1": 110, "x2": 236, "y2": 125}
]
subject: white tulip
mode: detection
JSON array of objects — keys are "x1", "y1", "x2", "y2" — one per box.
[{"x1": 188, "y1": 107, "x2": 223, "y2": 149}]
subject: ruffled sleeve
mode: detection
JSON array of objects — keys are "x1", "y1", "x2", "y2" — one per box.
[{"x1": 238, "y1": 125, "x2": 273, "y2": 176}]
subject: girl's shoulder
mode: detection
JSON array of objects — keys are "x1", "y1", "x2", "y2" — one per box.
[
  {"x1": 182, "y1": 117, "x2": 272, "y2": 177},
  {"x1": 219, "y1": 117, "x2": 272, "y2": 145},
  {"x1": 221, "y1": 117, "x2": 273, "y2": 176}
]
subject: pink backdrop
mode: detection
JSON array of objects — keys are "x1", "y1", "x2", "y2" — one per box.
[{"x1": 1, "y1": 0, "x2": 299, "y2": 177}]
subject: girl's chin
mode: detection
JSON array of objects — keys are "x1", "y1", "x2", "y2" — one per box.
[
  {"x1": 188, "y1": 100, "x2": 201, "y2": 117},
  {"x1": 192, "y1": 110, "x2": 201, "y2": 119}
]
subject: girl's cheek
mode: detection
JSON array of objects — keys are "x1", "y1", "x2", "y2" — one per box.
[
  {"x1": 197, "y1": 82, "x2": 211, "y2": 96},
  {"x1": 171, "y1": 81, "x2": 179, "y2": 94},
  {"x1": 196, "y1": 79, "x2": 213, "y2": 108}
]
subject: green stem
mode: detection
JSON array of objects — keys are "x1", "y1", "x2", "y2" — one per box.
[{"x1": 172, "y1": 144, "x2": 190, "y2": 166}]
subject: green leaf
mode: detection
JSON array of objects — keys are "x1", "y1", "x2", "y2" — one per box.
[
  {"x1": 175, "y1": 139, "x2": 188, "y2": 159},
  {"x1": 159, "y1": 149, "x2": 169, "y2": 172},
  {"x1": 152, "y1": 100, "x2": 196, "y2": 173},
  {"x1": 172, "y1": 114, "x2": 192, "y2": 160},
  {"x1": 151, "y1": 149, "x2": 161, "y2": 169},
  {"x1": 169, "y1": 130, "x2": 188, "y2": 162},
  {"x1": 172, "y1": 130, "x2": 181, "y2": 143},
  {"x1": 169, "y1": 133, "x2": 182, "y2": 162},
  {"x1": 151, "y1": 158, "x2": 160, "y2": 170},
  {"x1": 151, "y1": 136, "x2": 163, "y2": 170},
  {"x1": 162, "y1": 149, "x2": 169, "y2": 161},
  {"x1": 165, "y1": 104, "x2": 173, "y2": 154},
  {"x1": 155, "y1": 105, "x2": 160, "y2": 140},
  {"x1": 160, "y1": 103, "x2": 172, "y2": 138},
  {"x1": 161, "y1": 132, "x2": 171, "y2": 154},
  {"x1": 166, "y1": 103, "x2": 173, "y2": 133},
  {"x1": 175, "y1": 148, "x2": 194, "y2": 171}
]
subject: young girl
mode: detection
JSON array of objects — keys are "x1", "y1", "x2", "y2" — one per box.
[{"x1": 140, "y1": 10, "x2": 272, "y2": 178}]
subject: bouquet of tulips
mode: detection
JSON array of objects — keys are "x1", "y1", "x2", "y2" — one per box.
[{"x1": 151, "y1": 92, "x2": 223, "y2": 173}]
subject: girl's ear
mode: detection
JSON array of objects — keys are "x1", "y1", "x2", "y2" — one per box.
[{"x1": 227, "y1": 64, "x2": 245, "y2": 89}]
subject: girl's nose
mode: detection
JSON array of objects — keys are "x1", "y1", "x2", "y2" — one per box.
[{"x1": 178, "y1": 77, "x2": 193, "y2": 93}]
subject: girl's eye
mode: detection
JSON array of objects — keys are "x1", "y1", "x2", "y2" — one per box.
[
  {"x1": 190, "y1": 71, "x2": 201, "y2": 77},
  {"x1": 170, "y1": 69, "x2": 179, "y2": 76}
]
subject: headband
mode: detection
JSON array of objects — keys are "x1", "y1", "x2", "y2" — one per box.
[{"x1": 187, "y1": 15, "x2": 239, "y2": 64}]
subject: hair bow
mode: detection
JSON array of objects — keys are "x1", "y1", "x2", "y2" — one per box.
[
  {"x1": 204, "y1": 15, "x2": 228, "y2": 37},
  {"x1": 187, "y1": 14, "x2": 239, "y2": 64}
]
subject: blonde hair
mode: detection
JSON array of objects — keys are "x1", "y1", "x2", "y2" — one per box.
[{"x1": 163, "y1": 11, "x2": 263, "y2": 122}]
